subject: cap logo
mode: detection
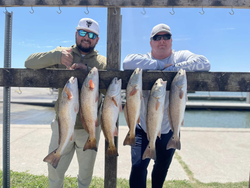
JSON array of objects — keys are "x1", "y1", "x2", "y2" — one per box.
[{"x1": 86, "y1": 21, "x2": 92, "y2": 28}]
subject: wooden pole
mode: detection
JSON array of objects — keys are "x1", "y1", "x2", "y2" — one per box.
[
  {"x1": 104, "y1": 7, "x2": 121, "y2": 188},
  {"x1": 1, "y1": 0, "x2": 250, "y2": 8}
]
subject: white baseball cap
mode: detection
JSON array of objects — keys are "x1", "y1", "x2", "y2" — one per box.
[
  {"x1": 150, "y1": 24, "x2": 172, "y2": 39},
  {"x1": 76, "y1": 18, "x2": 99, "y2": 35}
]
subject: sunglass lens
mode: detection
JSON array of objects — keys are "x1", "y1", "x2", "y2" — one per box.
[
  {"x1": 88, "y1": 32, "x2": 96, "y2": 39},
  {"x1": 153, "y1": 34, "x2": 171, "y2": 41},
  {"x1": 79, "y1": 30, "x2": 87, "y2": 37},
  {"x1": 153, "y1": 35, "x2": 161, "y2": 41},
  {"x1": 163, "y1": 35, "x2": 171, "y2": 40}
]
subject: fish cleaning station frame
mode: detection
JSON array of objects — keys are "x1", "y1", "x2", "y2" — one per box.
[{"x1": 1, "y1": 0, "x2": 250, "y2": 188}]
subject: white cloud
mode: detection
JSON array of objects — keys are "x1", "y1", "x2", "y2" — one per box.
[
  {"x1": 19, "y1": 41, "x2": 54, "y2": 49},
  {"x1": 61, "y1": 40, "x2": 73, "y2": 43}
]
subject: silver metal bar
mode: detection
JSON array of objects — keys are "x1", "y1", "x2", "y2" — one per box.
[
  {"x1": 247, "y1": 93, "x2": 250, "y2": 103},
  {"x1": 3, "y1": 10, "x2": 13, "y2": 188}
]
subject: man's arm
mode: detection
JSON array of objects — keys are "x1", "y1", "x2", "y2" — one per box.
[
  {"x1": 25, "y1": 46, "x2": 76, "y2": 70},
  {"x1": 25, "y1": 47, "x2": 63, "y2": 69},
  {"x1": 163, "y1": 50, "x2": 210, "y2": 72},
  {"x1": 123, "y1": 53, "x2": 166, "y2": 70}
]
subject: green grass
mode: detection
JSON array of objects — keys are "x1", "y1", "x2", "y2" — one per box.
[
  {"x1": 0, "y1": 170, "x2": 248, "y2": 188},
  {"x1": 0, "y1": 153, "x2": 248, "y2": 187}
]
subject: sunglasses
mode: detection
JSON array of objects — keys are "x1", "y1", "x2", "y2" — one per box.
[
  {"x1": 152, "y1": 34, "x2": 172, "y2": 41},
  {"x1": 78, "y1": 30, "x2": 97, "y2": 39}
]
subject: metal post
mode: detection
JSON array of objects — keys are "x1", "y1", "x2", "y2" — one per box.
[
  {"x1": 247, "y1": 93, "x2": 250, "y2": 103},
  {"x1": 3, "y1": 10, "x2": 13, "y2": 188}
]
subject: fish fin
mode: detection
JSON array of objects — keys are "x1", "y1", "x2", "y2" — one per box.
[
  {"x1": 158, "y1": 130, "x2": 161, "y2": 139},
  {"x1": 155, "y1": 100, "x2": 160, "y2": 111},
  {"x1": 114, "y1": 126, "x2": 118, "y2": 137},
  {"x1": 107, "y1": 143, "x2": 118, "y2": 156},
  {"x1": 80, "y1": 108, "x2": 89, "y2": 133},
  {"x1": 179, "y1": 89, "x2": 184, "y2": 99},
  {"x1": 43, "y1": 149, "x2": 61, "y2": 169},
  {"x1": 140, "y1": 91, "x2": 142, "y2": 100},
  {"x1": 123, "y1": 131, "x2": 135, "y2": 146},
  {"x1": 181, "y1": 119, "x2": 184, "y2": 126},
  {"x1": 130, "y1": 87, "x2": 138, "y2": 96},
  {"x1": 89, "y1": 79, "x2": 95, "y2": 89},
  {"x1": 123, "y1": 104, "x2": 130, "y2": 128},
  {"x1": 167, "y1": 104, "x2": 174, "y2": 131},
  {"x1": 112, "y1": 97, "x2": 118, "y2": 107},
  {"x1": 65, "y1": 86, "x2": 73, "y2": 100},
  {"x1": 83, "y1": 137, "x2": 97, "y2": 152},
  {"x1": 142, "y1": 145, "x2": 155, "y2": 160},
  {"x1": 186, "y1": 92, "x2": 188, "y2": 102},
  {"x1": 70, "y1": 133, "x2": 73, "y2": 141},
  {"x1": 137, "y1": 116, "x2": 140, "y2": 124},
  {"x1": 166, "y1": 136, "x2": 181, "y2": 150},
  {"x1": 95, "y1": 92, "x2": 99, "y2": 103}
]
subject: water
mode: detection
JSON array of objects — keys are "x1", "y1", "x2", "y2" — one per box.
[
  {"x1": 119, "y1": 91, "x2": 250, "y2": 129},
  {"x1": 1, "y1": 91, "x2": 249, "y2": 128},
  {"x1": 118, "y1": 110, "x2": 250, "y2": 129}
]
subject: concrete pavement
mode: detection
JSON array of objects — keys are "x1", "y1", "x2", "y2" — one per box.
[
  {"x1": 0, "y1": 87, "x2": 250, "y2": 183},
  {"x1": 0, "y1": 123, "x2": 250, "y2": 183}
]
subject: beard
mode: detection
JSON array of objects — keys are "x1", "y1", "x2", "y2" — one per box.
[{"x1": 76, "y1": 37, "x2": 95, "y2": 53}]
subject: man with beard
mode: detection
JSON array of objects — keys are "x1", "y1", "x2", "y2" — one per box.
[{"x1": 25, "y1": 18, "x2": 106, "y2": 188}]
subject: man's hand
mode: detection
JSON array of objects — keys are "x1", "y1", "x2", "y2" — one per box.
[
  {"x1": 61, "y1": 48, "x2": 73, "y2": 69},
  {"x1": 164, "y1": 63, "x2": 173, "y2": 69},
  {"x1": 70, "y1": 63, "x2": 88, "y2": 70}
]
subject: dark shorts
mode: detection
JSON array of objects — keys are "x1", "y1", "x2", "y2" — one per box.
[{"x1": 129, "y1": 124, "x2": 176, "y2": 188}]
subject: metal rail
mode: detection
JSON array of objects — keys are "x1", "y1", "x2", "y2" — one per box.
[{"x1": 3, "y1": 10, "x2": 13, "y2": 188}]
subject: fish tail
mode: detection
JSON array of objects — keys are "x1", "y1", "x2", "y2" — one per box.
[
  {"x1": 166, "y1": 136, "x2": 181, "y2": 150},
  {"x1": 123, "y1": 131, "x2": 135, "y2": 146},
  {"x1": 83, "y1": 137, "x2": 97, "y2": 151},
  {"x1": 142, "y1": 145, "x2": 155, "y2": 160},
  {"x1": 107, "y1": 143, "x2": 118, "y2": 156},
  {"x1": 43, "y1": 149, "x2": 61, "y2": 169}
]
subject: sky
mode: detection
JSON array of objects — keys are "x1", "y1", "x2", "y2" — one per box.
[{"x1": 0, "y1": 6, "x2": 250, "y2": 72}]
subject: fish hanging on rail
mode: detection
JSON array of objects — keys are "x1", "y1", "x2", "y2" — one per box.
[
  {"x1": 80, "y1": 67, "x2": 99, "y2": 151},
  {"x1": 167, "y1": 69, "x2": 187, "y2": 150},
  {"x1": 123, "y1": 68, "x2": 143, "y2": 146},
  {"x1": 43, "y1": 76, "x2": 79, "y2": 169},
  {"x1": 142, "y1": 78, "x2": 167, "y2": 160},
  {"x1": 101, "y1": 77, "x2": 122, "y2": 156}
]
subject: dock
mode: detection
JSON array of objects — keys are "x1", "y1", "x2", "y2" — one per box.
[
  {"x1": 187, "y1": 95, "x2": 246, "y2": 101},
  {"x1": 186, "y1": 101, "x2": 250, "y2": 111},
  {"x1": 0, "y1": 87, "x2": 250, "y2": 111}
]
